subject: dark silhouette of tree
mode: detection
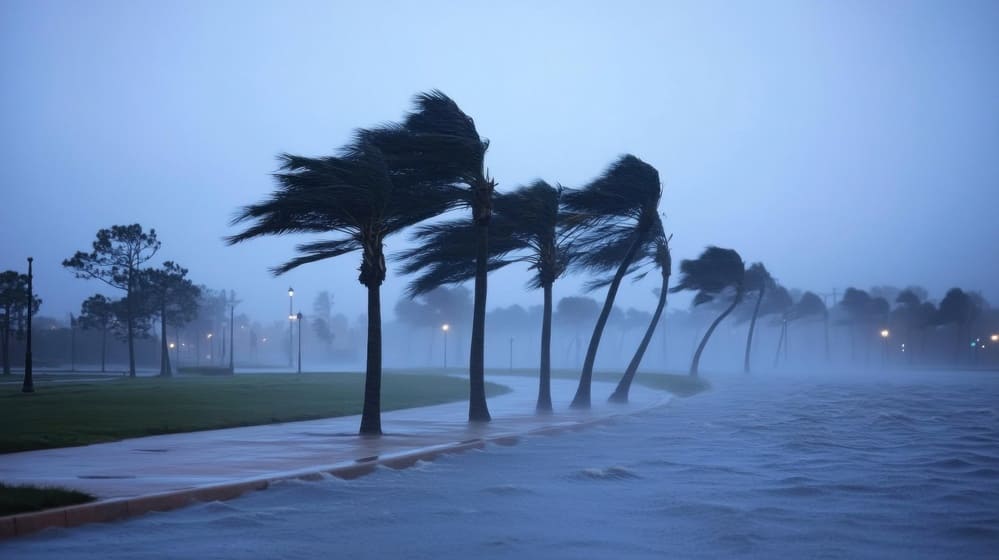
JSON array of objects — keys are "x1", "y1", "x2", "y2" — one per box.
[
  {"x1": 839, "y1": 287, "x2": 872, "y2": 362},
  {"x1": 63, "y1": 224, "x2": 160, "y2": 377},
  {"x1": 780, "y1": 291, "x2": 827, "y2": 364},
  {"x1": 136, "y1": 262, "x2": 200, "y2": 376},
  {"x1": 609, "y1": 223, "x2": 671, "y2": 403},
  {"x1": 763, "y1": 285, "x2": 794, "y2": 367},
  {"x1": 741, "y1": 263, "x2": 774, "y2": 373},
  {"x1": 311, "y1": 291, "x2": 335, "y2": 354},
  {"x1": 563, "y1": 155, "x2": 663, "y2": 408},
  {"x1": 365, "y1": 91, "x2": 495, "y2": 422},
  {"x1": 937, "y1": 287, "x2": 980, "y2": 363},
  {"x1": 670, "y1": 246, "x2": 745, "y2": 376},
  {"x1": 0, "y1": 271, "x2": 41, "y2": 375},
  {"x1": 78, "y1": 294, "x2": 118, "y2": 373},
  {"x1": 228, "y1": 139, "x2": 451, "y2": 435},
  {"x1": 893, "y1": 288, "x2": 935, "y2": 364},
  {"x1": 398, "y1": 181, "x2": 575, "y2": 412}
]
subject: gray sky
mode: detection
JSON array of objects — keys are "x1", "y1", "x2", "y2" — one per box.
[{"x1": 2, "y1": 0, "x2": 997, "y2": 323}]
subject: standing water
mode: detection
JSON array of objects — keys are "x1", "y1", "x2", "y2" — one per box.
[{"x1": 3, "y1": 370, "x2": 997, "y2": 559}]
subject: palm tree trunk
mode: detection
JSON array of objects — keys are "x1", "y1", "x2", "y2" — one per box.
[
  {"x1": 359, "y1": 283, "x2": 383, "y2": 435},
  {"x1": 610, "y1": 275, "x2": 669, "y2": 403},
  {"x1": 571, "y1": 231, "x2": 645, "y2": 409},
  {"x1": 536, "y1": 282, "x2": 553, "y2": 413},
  {"x1": 468, "y1": 217, "x2": 491, "y2": 422},
  {"x1": 690, "y1": 296, "x2": 740, "y2": 376},
  {"x1": 743, "y1": 286, "x2": 765, "y2": 373}
]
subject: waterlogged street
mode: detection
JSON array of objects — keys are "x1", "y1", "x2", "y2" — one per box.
[{"x1": 5, "y1": 370, "x2": 998, "y2": 559}]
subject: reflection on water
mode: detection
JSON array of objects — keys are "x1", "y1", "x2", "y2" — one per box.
[{"x1": 4, "y1": 370, "x2": 998, "y2": 559}]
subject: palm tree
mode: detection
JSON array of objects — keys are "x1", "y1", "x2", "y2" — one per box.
[
  {"x1": 398, "y1": 181, "x2": 575, "y2": 413},
  {"x1": 227, "y1": 140, "x2": 450, "y2": 435},
  {"x1": 365, "y1": 91, "x2": 495, "y2": 423},
  {"x1": 741, "y1": 263, "x2": 774, "y2": 373},
  {"x1": 776, "y1": 291, "x2": 827, "y2": 366},
  {"x1": 608, "y1": 221, "x2": 671, "y2": 403},
  {"x1": 670, "y1": 247, "x2": 745, "y2": 376},
  {"x1": 564, "y1": 155, "x2": 663, "y2": 409}
]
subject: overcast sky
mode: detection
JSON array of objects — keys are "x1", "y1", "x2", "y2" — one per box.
[{"x1": 2, "y1": 0, "x2": 997, "y2": 323}]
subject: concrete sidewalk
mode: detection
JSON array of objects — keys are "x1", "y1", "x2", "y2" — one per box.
[{"x1": 0, "y1": 375, "x2": 668, "y2": 537}]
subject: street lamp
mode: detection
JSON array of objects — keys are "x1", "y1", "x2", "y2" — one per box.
[
  {"x1": 880, "y1": 329, "x2": 890, "y2": 339},
  {"x1": 441, "y1": 323, "x2": 450, "y2": 370},
  {"x1": 288, "y1": 287, "x2": 294, "y2": 368},
  {"x1": 992, "y1": 334, "x2": 999, "y2": 343},
  {"x1": 296, "y1": 311, "x2": 303, "y2": 374}
]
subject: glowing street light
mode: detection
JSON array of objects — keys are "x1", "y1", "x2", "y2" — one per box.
[
  {"x1": 169, "y1": 342, "x2": 176, "y2": 349},
  {"x1": 442, "y1": 324, "x2": 450, "y2": 370},
  {"x1": 288, "y1": 287, "x2": 295, "y2": 368},
  {"x1": 992, "y1": 334, "x2": 999, "y2": 343},
  {"x1": 880, "y1": 329, "x2": 890, "y2": 339}
]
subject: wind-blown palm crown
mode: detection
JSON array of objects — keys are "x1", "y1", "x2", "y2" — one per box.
[
  {"x1": 228, "y1": 143, "x2": 447, "y2": 284},
  {"x1": 227, "y1": 140, "x2": 451, "y2": 436},
  {"x1": 671, "y1": 246, "x2": 745, "y2": 376},
  {"x1": 563, "y1": 155, "x2": 663, "y2": 408}
]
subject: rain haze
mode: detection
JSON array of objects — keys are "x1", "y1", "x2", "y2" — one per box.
[
  {"x1": 3, "y1": 0, "x2": 998, "y2": 322},
  {"x1": 2, "y1": 1, "x2": 999, "y2": 559}
]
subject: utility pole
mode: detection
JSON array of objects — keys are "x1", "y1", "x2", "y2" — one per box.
[{"x1": 22, "y1": 257, "x2": 34, "y2": 393}]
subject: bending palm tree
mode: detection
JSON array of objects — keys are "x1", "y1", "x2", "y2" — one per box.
[
  {"x1": 227, "y1": 141, "x2": 450, "y2": 435},
  {"x1": 609, "y1": 222, "x2": 671, "y2": 403},
  {"x1": 565, "y1": 155, "x2": 662, "y2": 409},
  {"x1": 366, "y1": 91, "x2": 495, "y2": 422},
  {"x1": 398, "y1": 181, "x2": 575, "y2": 413},
  {"x1": 742, "y1": 263, "x2": 774, "y2": 374},
  {"x1": 670, "y1": 247, "x2": 745, "y2": 376}
]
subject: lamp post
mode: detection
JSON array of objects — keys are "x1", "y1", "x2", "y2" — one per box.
[
  {"x1": 288, "y1": 287, "x2": 294, "y2": 368},
  {"x1": 22, "y1": 257, "x2": 34, "y2": 393},
  {"x1": 880, "y1": 328, "x2": 890, "y2": 367},
  {"x1": 228, "y1": 290, "x2": 239, "y2": 374},
  {"x1": 297, "y1": 311, "x2": 303, "y2": 374},
  {"x1": 442, "y1": 323, "x2": 450, "y2": 370}
]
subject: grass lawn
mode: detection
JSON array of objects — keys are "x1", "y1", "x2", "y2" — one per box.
[
  {"x1": 0, "y1": 483, "x2": 94, "y2": 516},
  {"x1": 0, "y1": 372, "x2": 510, "y2": 453}
]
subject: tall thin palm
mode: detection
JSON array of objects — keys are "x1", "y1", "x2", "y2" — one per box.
[
  {"x1": 565, "y1": 155, "x2": 662, "y2": 409},
  {"x1": 742, "y1": 263, "x2": 774, "y2": 373},
  {"x1": 366, "y1": 91, "x2": 495, "y2": 422},
  {"x1": 227, "y1": 141, "x2": 449, "y2": 435},
  {"x1": 398, "y1": 181, "x2": 575, "y2": 413},
  {"x1": 670, "y1": 247, "x2": 745, "y2": 376},
  {"x1": 608, "y1": 221, "x2": 671, "y2": 403}
]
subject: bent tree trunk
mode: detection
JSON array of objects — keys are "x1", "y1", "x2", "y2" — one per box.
[
  {"x1": 359, "y1": 282, "x2": 383, "y2": 435},
  {"x1": 690, "y1": 296, "x2": 740, "y2": 376},
  {"x1": 609, "y1": 276, "x2": 669, "y2": 403},
  {"x1": 743, "y1": 285, "x2": 765, "y2": 373},
  {"x1": 536, "y1": 282, "x2": 554, "y2": 413},
  {"x1": 773, "y1": 320, "x2": 786, "y2": 368},
  {"x1": 468, "y1": 216, "x2": 491, "y2": 422},
  {"x1": 571, "y1": 231, "x2": 645, "y2": 409}
]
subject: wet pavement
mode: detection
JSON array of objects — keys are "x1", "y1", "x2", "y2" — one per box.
[{"x1": 0, "y1": 375, "x2": 667, "y2": 500}]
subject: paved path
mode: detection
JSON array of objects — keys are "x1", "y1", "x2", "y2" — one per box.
[{"x1": 0, "y1": 375, "x2": 667, "y2": 500}]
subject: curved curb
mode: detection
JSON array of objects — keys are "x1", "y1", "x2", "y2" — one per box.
[{"x1": 0, "y1": 393, "x2": 670, "y2": 540}]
